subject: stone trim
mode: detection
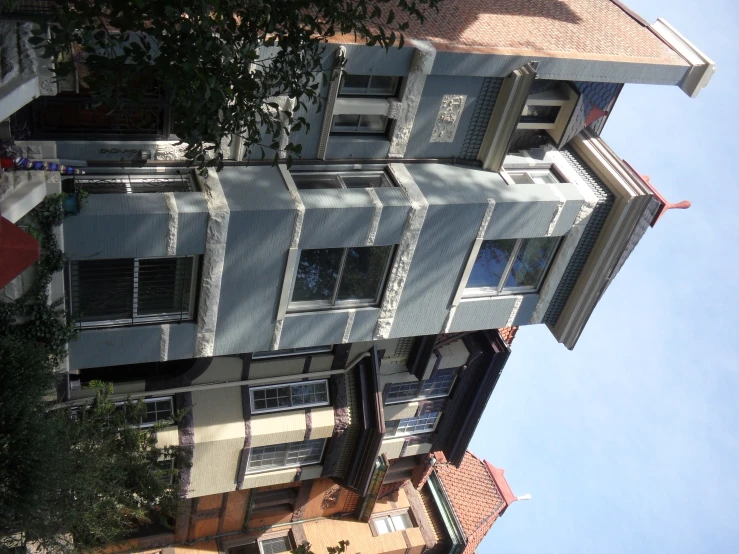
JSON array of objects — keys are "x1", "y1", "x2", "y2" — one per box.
[
  {"x1": 159, "y1": 324, "x2": 170, "y2": 362},
  {"x1": 388, "y1": 40, "x2": 436, "y2": 158},
  {"x1": 374, "y1": 164, "x2": 428, "y2": 339},
  {"x1": 342, "y1": 310, "x2": 356, "y2": 344},
  {"x1": 317, "y1": 46, "x2": 346, "y2": 160},
  {"x1": 194, "y1": 169, "x2": 229, "y2": 357},
  {"x1": 505, "y1": 296, "x2": 523, "y2": 327},
  {"x1": 272, "y1": 165, "x2": 305, "y2": 349},
  {"x1": 164, "y1": 192, "x2": 178, "y2": 255},
  {"x1": 365, "y1": 187, "x2": 383, "y2": 246}
]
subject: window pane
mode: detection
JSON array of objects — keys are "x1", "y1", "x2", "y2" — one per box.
[
  {"x1": 358, "y1": 114, "x2": 387, "y2": 132},
  {"x1": 367, "y1": 76, "x2": 398, "y2": 95},
  {"x1": 505, "y1": 237, "x2": 558, "y2": 289},
  {"x1": 137, "y1": 257, "x2": 193, "y2": 316},
  {"x1": 252, "y1": 386, "x2": 290, "y2": 411},
  {"x1": 248, "y1": 444, "x2": 288, "y2": 471},
  {"x1": 259, "y1": 537, "x2": 291, "y2": 554},
  {"x1": 284, "y1": 439, "x2": 324, "y2": 465},
  {"x1": 467, "y1": 239, "x2": 517, "y2": 290},
  {"x1": 292, "y1": 248, "x2": 343, "y2": 303},
  {"x1": 419, "y1": 373, "x2": 455, "y2": 398},
  {"x1": 292, "y1": 173, "x2": 343, "y2": 190},
  {"x1": 72, "y1": 259, "x2": 134, "y2": 322},
  {"x1": 342, "y1": 172, "x2": 390, "y2": 188},
  {"x1": 385, "y1": 381, "x2": 422, "y2": 403},
  {"x1": 336, "y1": 245, "x2": 392, "y2": 302},
  {"x1": 374, "y1": 517, "x2": 391, "y2": 535},
  {"x1": 508, "y1": 172, "x2": 535, "y2": 184},
  {"x1": 395, "y1": 412, "x2": 439, "y2": 435},
  {"x1": 332, "y1": 114, "x2": 361, "y2": 131},
  {"x1": 390, "y1": 513, "x2": 412, "y2": 531},
  {"x1": 341, "y1": 74, "x2": 371, "y2": 93},
  {"x1": 291, "y1": 382, "x2": 328, "y2": 406},
  {"x1": 520, "y1": 104, "x2": 560, "y2": 124}
]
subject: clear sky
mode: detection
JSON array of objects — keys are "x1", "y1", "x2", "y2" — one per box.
[{"x1": 473, "y1": 1, "x2": 739, "y2": 552}]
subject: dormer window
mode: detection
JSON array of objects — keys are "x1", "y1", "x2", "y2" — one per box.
[{"x1": 517, "y1": 82, "x2": 578, "y2": 144}]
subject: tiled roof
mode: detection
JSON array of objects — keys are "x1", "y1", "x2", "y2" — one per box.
[
  {"x1": 433, "y1": 451, "x2": 512, "y2": 554},
  {"x1": 498, "y1": 327, "x2": 518, "y2": 346},
  {"x1": 329, "y1": 0, "x2": 684, "y2": 66}
]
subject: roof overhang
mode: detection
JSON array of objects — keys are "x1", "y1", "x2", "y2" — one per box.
[
  {"x1": 427, "y1": 471, "x2": 466, "y2": 554},
  {"x1": 477, "y1": 63, "x2": 537, "y2": 171},
  {"x1": 550, "y1": 130, "x2": 656, "y2": 349},
  {"x1": 431, "y1": 330, "x2": 510, "y2": 465},
  {"x1": 337, "y1": 345, "x2": 386, "y2": 496},
  {"x1": 649, "y1": 18, "x2": 715, "y2": 98}
]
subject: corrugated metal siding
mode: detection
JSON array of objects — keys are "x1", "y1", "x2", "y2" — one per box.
[
  {"x1": 543, "y1": 148, "x2": 615, "y2": 326},
  {"x1": 63, "y1": 194, "x2": 169, "y2": 260},
  {"x1": 281, "y1": 311, "x2": 351, "y2": 349},
  {"x1": 189, "y1": 437, "x2": 242, "y2": 497},
  {"x1": 174, "y1": 193, "x2": 209, "y2": 255},
  {"x1": 69, "y1": 327, "x2": 160, "y2": 370},
  {"x1": 168, "y1": 322, "x2": 197, "y2": 361},
  {"x1": 192, "y1": 388, "x2": 245, "y2": 443},
  {"x1": 447, "y1": 296, "x2": 520, "y2": 333},
  {"x1": 459, "y1": 77, "x2": 503, "y2": 160},
  {"x1": 348, "y1": 308, "x2": 381, "y2": 343},
  {"x1": 325, "y1": 137, "x2": 391, "y2": 159}
]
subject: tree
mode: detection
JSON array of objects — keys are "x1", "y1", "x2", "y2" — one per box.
[
  {"x1": 292, "y1": 540, "x2": 350, "y2": 554},
  {"x1": 0, "y1": 337, "x2": 189, "y2": 553},
  {"x1": 24, "y1": 0, "x2": 441, "y2": 172}
]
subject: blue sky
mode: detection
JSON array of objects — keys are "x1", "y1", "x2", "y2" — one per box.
[{"x1": 473, "y1": 1, "x2": 739, "y2": 552}]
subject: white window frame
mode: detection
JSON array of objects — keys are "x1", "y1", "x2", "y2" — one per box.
[
  {"x1": 245, "y1": 439, "x2": 327, "y2": 475},
  {"x1": 249, "y1": 380, "x2": 330, "y2": 414},
  {"x1": 290, "y1": 169, "x2": 394, "y2": 190},
  {"x1": 330, "y1": 113, "x2": 390, "y2": 135},
  {"x1": 384, "y1": 374, "x2": 457, "y2": 405},
  {"x1": 257, "y1": 535, "x2": 293, "y2": 554},
  {"x1": 115, "y1": 396, "x2": 174, "y2": 428},
  {"x1": 504, "y1": 167, "x2": 563, "y2": 185},
  {"x1": 385, "y1": 412, "x2": 441, "y2": 438},
  {"x1": 69, "y1": 256, "x2": 200, "y2": 328},
  {"x1": 287, "y1": 245, "x2": 395, "y2": 313},
  {"x1": 462, "y1": 237, "x2": 560, "y2": 299},
  {"x1": 371, "y1": 510, "x2": 414, "y2": 535}
]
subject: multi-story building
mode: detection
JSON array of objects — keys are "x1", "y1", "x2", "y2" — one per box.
[{"x1": 0, "y1": 1, "x2": 714, "y2": 552}]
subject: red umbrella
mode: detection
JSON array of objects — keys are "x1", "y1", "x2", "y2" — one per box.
[{"x1": 0, "y1": 215, "x2": 40, "y2": 289}]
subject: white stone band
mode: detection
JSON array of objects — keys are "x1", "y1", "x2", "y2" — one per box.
[
  {"x1": 365, "y1": 187, "x2": 383, "y2": 246},
  {"x1": 164, "y1": 192, "x2": 178, "y2": 256}
]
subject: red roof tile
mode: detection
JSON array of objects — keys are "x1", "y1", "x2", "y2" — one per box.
[{"x1": 433, "y1": 451, "x2": 515, "y2": 554}]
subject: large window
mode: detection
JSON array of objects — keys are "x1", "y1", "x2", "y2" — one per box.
[
  {"x1": 385, "y1": 412, "x2": 440, "y2": 437},
  {"x1": 252, "y1": 345, "x2": 333, "y2": 360},
  {"x1": 246, "y1": 439, "x2": 326, "y2": 474},
  {"x1": 385, "y1": 372, "x2": 456, "y2": 405},
  {"x1": 289, "y1": 246, "x2": 394, "y2": 312},
  {"x1": 464, "y1": 238, "x2": 559, "y2": 298},
  {"x1": 339, "y1": 75, "x2": 400, "y2": 97},
  {"x1": 72, "y1": 168, "x2": 195, "y2": 194},
  {"x1": 331, "y1": 114, "x2": 389, "y2": 135},
  {"x1": 250, "y1": 380, "x2": 329, "y2": 414},
  {"x1": 258, "y1": 537, "x2": 292, "y2": 554},
  {"x1": 291, "y1": 170, "x2": 393, "y2": 190},
  {"x1": 371, "y1": 511, "x2": 414, "y2": 535},
  {"x1": 68, "y1": 256, "x2": 198, "y2": 327}
]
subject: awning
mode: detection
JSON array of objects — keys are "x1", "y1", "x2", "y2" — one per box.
[{"x1": 0, "y1": 215, "x2": 40, "y2": 289}]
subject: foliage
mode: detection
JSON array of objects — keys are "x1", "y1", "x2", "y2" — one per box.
[
  {"x1": 28, "y1": 0, "x2": 440, "y2": 172},
  {"x1": 0, "y1": 195, "x2": 77, "y2": 364},
  {"x1": 0, "y1": 344, "x2": 189, "y2": 553},
  {"x1": 292, "y1": 540, "x2": 350, "y2": 554}
]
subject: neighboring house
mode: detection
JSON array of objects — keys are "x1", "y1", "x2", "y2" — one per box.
[{"x1": 0, "y1": 1, "x2": 714, "y2": 553}]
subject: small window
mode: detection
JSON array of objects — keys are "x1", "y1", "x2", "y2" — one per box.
[
  {"x1": 385, "y1": 412, "x2": 440, "y2": 437},
  {"x1": 385, "y1": 373, "x2": 456, "y2": 404},
  {"x1": 464, "y1": 238, "x2": 559, "y2": 298},
  {"x1": 115, "y1": 396, "x2": 173, "y2": 428},
  {"x1": 520, "y1": 104, "x2": 560, "y2": 125},
  {"x1": 331, "y1": 114, "x2": 389, "y2": 134},
  {"x1": 291, "y1": 170, "x2": 393, "y2": 190},
  {"x1": 339, "y1": 75, "x2": 400, "y2": 97},
  {"x1": 68, "y1": 256, "x2": 199, "y2": 327},
  {"x1": 289, "y1": 246, "x2": 394, "y2": 312},
  {"x1": 72, "y1": 169, "x2": 195, "y2": 194},
  {"x1": 246, "y1": 439, "x2": 326, "y2": 474},
  {"x1": 372, "y1": 511, "x2": 414, "y2": 535},
  {"x1": 250, "y1": 380, "x2": 330, "y2": 414},
  {"x1": 258, "y1": 537, "x2": 292, "y2": 554},
  {"x1": 507, "y1": 168, "x2": 562, "y2": 185}
]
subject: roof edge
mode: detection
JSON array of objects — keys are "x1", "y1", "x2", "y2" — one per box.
[{"x1": 483, "y1": 462, "x2": 516, "y2": 507}]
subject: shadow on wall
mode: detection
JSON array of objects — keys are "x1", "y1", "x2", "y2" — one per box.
[{"x1": 398, "y1": 0, "x2": 585, "y2": 48}]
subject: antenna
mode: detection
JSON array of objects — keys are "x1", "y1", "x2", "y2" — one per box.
[{"x1": 516, "y1": 493, "x2": 532, "y2": 502}]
